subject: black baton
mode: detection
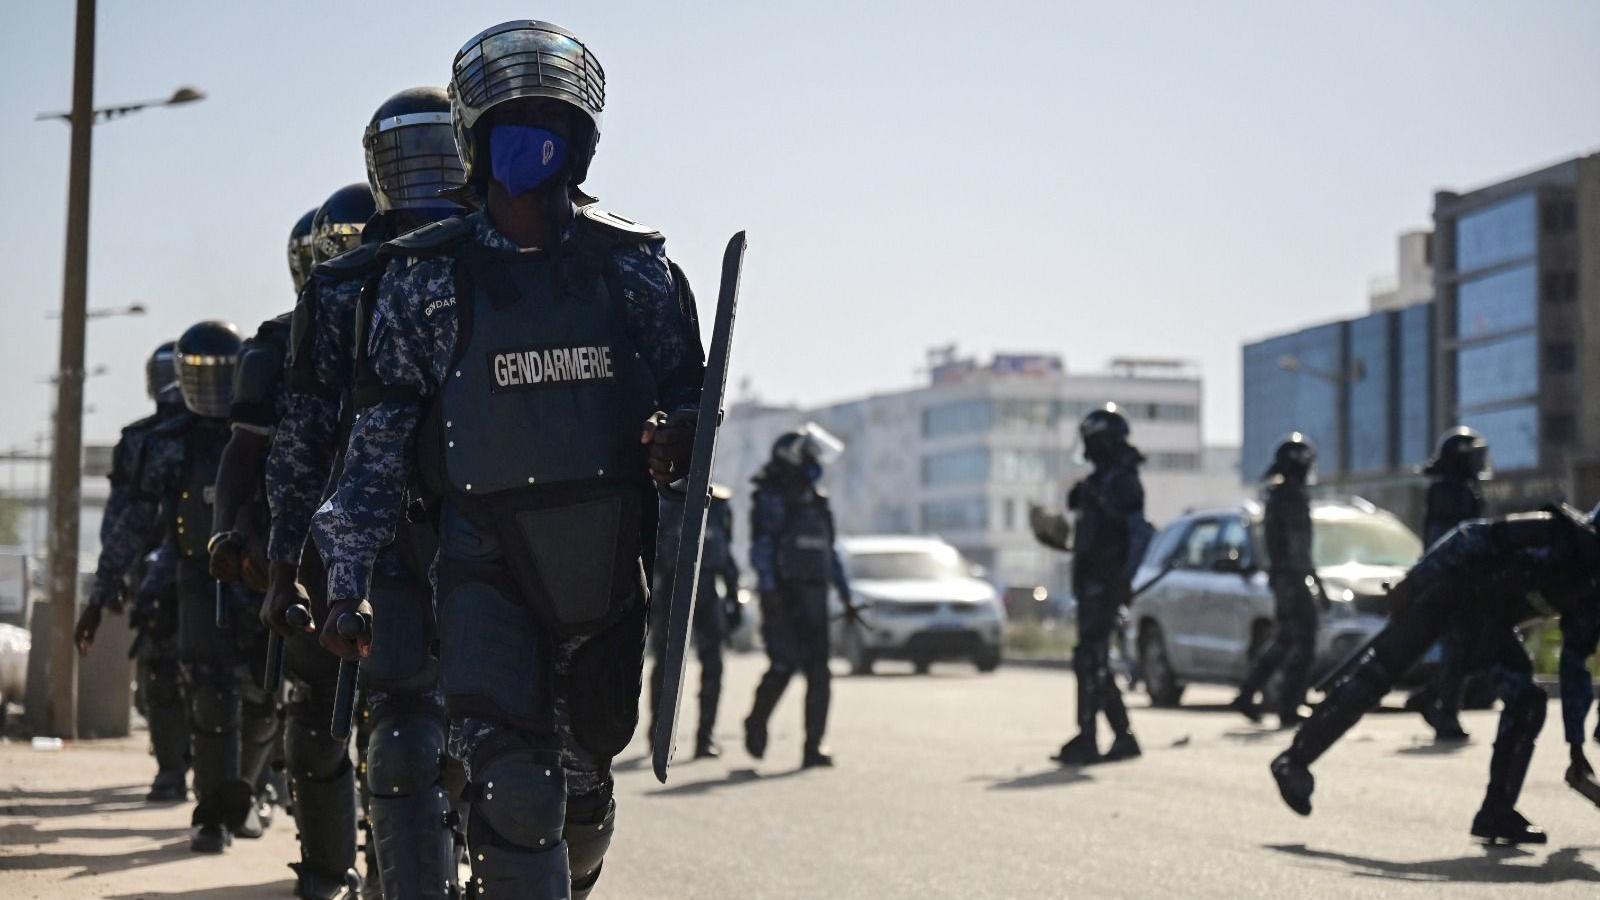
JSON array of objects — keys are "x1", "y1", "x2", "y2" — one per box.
[
  {"x1": 329, "y1": 611, "x2": 370, "y2": 742},
  {"x1": 214, "y1": 581, "x2": 229, "y2": 629},
  {"x1": 263, "y1": 604, "x2": 312, "y2": 693}
]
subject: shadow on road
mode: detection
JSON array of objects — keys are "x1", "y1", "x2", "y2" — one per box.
[
  {"x1": 972, "y1": 767, "x2": 1094, "y2": 791},
  {"x1": 645, "y1": 767, "x2": 808, "y2": 798},
  {"x1": 0, "y1": 784, "x2": 150, "y2": 820},
  {"x1": 0, "y1": 835, "x2": 192, "y2": 875},
  {"x1": 1265, "y1": 842, "x2": 1600, "y2": 884},
  {"x1": 104, "y1": 882, "x2": 289, "y2": 899},
  {"x1": 1221, "y1": 728, "x2": 1284, "y2": 744}
]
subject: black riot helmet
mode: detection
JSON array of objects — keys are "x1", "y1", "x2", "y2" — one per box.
[
  {"x1": 310, "y1": 184, "x2": 377, "y2": 264},
  {"x1": 770, "y1": 423, "x2": 846, "y2": 472},
  {"x1": 1423, "y1": 426, "x2": 1491, "y2": 481},
  {"x1": 1079, "y1": 403, "x2": 1132, "y2": 466},
  {"x1": 1265, "y1": 432, "x2": 1318, "y2": 483},
  {"x1": 146, "y1": 341, "x2": 181, "y2": 406},
  {"x1": 173, "y1": 321, "x2": 242, "y2": 419},
  {"x1": 287, "y1": 208, "x2": 316, "y2": 292},
  {"x1": 449, "y1": 20, "x2": 605, "y2": 188},
  {"x1": 363, "y1": 87, "x2": 467, "y2": 214}
]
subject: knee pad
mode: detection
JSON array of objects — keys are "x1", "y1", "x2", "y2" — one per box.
[
  {"x1": 189, "y1": 681, "x2": 240, "y2": 735},
  {"x1": 240, "y1": 695, "x2": 281, "y2": 747},
  {"x1": 472, "y1": 748, "x2": 566, "y2": 852},
  {"x1": 285, "y1": 713, "x2": 351, "y2": 782},
  {"x1": 367, "y1": 710, "x2": 446, "y2": 799},
  {"x1": 565, "y1": 786, "x2": 615, "y2": 892}
]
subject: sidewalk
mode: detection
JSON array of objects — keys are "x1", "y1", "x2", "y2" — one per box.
[{"x1": 0, "y1": 731, "x2": 301, "y2": 899}]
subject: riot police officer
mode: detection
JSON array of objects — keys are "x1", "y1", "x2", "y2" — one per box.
[
  {"x1": 289, "y1": 208, "x2": 317, "y2": 295},
  {"x1": 743, "y1": 426, "x2": 852, "y2": 769},
  {"x1": 1229, "y1": 434, "x2": 1319, "y2": 728},
  {"x1": 1053, "y1": 404, "x2": 1145, "y2": 766},
  {"x1": 213, "y1": 297, "x2": 363, "y2": 895},
  {"x1": 1406, "y1": 427, "x2": 1492, "y2": 742},
  {"x1": 1271, "y1": 504, "x2": 1600, "y2": 844},
  {"x1": 310, "y1": 22, "x2": 704, "y2": 898},
  {"x1": 650, "y1": 484, "x2": 741, "y2": 759},
  {"x1": 265, "y1": 88, "x2": 470, "y2": 900},
  {"x1": 75, "y1": 342, "x2": 191, "y2": 802},
  {"x1": 91, "y1": 321, "x2": 277, "y2": 852}
]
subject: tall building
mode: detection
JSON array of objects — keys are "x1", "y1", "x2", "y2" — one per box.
[
  {"x1": 1433, "y1": 153, "x2": 1600, "y2": 508},
  {"x1": 717, "y1": 352, "x2": 1241, "y2": 599}
]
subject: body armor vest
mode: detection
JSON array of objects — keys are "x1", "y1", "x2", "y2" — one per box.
[
  {"x1": 173, "y1": 420, "x2": 227, "y2": 560},
  {"x1": 776, "y1": 492, "x2": 834, "y2": 584}
]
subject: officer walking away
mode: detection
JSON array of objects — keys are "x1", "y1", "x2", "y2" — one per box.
[
  {"x1": 743, "y1": 425, "x2": 852, "y2": 769},
  {"x1": 1404, "y1": 427, "x2": 1491, "y2": 742},
  {"x1": 75, "y1": 342, "x2": 191, "y2": 802},
  {"x1": 650, "y1": 484, "x2": 741, "y2": 758},
  {"x1": 266, "y1": 88, "x2": 471, "y2": 900},
  {"x1": 1229, "y1": 434, "x2": 1319, "y2": 728},
  {"x1": 311, "y1": 20, "x2": 705, "y2": 898},
  {"x1": 1270, "y1": 504, "x2": 1600, "y2": 844},
  {"x1": 1053, "y1": 404, "x2": 1145, "y2": 766}
]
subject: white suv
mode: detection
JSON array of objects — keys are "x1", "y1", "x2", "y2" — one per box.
[
  {"x1": 1129, "y1": 498, "x2": 1424, "y2": 707},
  {"x1": 833, "y1": 536, "x2": 1006, "y2": 675}
]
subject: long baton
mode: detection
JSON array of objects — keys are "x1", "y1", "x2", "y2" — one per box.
[
  {"x1": 262, "y1": 604, "x2": 311, "y2": 693},
  {"x1": 214, "y1": 581, "x2": 230, "y2": 629}
]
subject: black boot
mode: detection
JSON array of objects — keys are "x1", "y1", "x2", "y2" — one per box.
[
  {"x1": 695, "y1": 736, "x2": 721, "y2": 759},
  {"x1": 1271, "y1": 652, "x2": 1391, "y2": 816},
  {"x1": 1053, "y1": 732, "x2": 1099, "y2": 766},
  {"x1": 1228, "y1": 692, "x2": 1264, "y2": 724},
  {"x1": 148, "y1": 768, "x2": 188, "y2": 803},
  {"x1": 1101, "y1": 731, "x2": 1141, "y2": 763},
  {"x1": 1422, "y1": 699, "x2": 1470, "y2": 742},
  {"x1": 744, "y1": 667, "x2": 789, "y2": 760},
  {"x1": 1470, "y1": 807, "x2": 1547, "y2": 845},
  {"x1": 191, "y1": 823, "x2": 232, "y2": 854},
  {"x1": 801, "y1": 746, "x2": 834, "y2": 769}
]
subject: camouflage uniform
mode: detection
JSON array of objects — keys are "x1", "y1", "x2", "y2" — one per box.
[
  {"x1": 90, "y1": 407, "x2": 191, "y2": 798},
  {"x1": 312, "y1": 208, "x2": 702, "y2": 896},
  {"x1": 269, "y1": 232, "x2": 461, "y2": 899},
  {"x1": 99, "y1": 412, "x2": 277, "y2": 832}
]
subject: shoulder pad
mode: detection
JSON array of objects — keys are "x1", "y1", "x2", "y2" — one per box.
[
  {"x1": 381, "y1": 215, "x2": 472, "y2": 258},
  {"x1": 120, "y1": 411, "x2": 166, "y2": 438},
  {"x1": 575, "y1": 205, "x2": 664, "y2": 244},
  {"x1": 149, "y1": 411, "x2": 197, "y2": 438},
  {"x1": 313, "y1": 241, "x2": 385, "y2": 278},
  {"x1": 247, "y1": 312, "x2": 295, "y2": 352}
]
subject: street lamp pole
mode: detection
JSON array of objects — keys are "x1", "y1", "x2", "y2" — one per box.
[{"x1": 44, "y1": 0, "x2": 96, "y2": 739}]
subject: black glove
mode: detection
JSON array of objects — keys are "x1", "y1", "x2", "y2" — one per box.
[
  {"x1": 723, "y1": 595, "x2": 744, "y2": 632},
  {"x1": 74, "y1": 604, "x2": 103, "y2": 657},
  {"x1": 207, "y1": 530, "x2": 246, "y2": 583},
  {"x1": 643, "y1": 410, "x2": 697, "y2": 488}
]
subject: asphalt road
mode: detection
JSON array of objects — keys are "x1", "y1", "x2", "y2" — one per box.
[{"x1": 4, "y1": 653, "x2": 1600, "y2": 898}]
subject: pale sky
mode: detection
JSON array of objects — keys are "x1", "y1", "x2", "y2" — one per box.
[{"x1": 2, "y1": 0, "x2": 1597, "y2": 452}]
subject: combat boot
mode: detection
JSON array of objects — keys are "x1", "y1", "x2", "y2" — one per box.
[
  {"x1": 801, "y1": 746, "x2": 834, "y2": 769},
  {"x1": 1052, "y1": 732, "x2": 1099, "y2": 766},
  {"x1": 1101, "y1": 731, "x2": 1141, "y2": 763},
  {"x1": 695, "y1": 736, "x2": 722, "y2": 759},
  {"x1": 1270, "y1": 752, "x2": 1314, "y2": 816},
  {"x1": 191, "y1": 823, "x2": 232, "y2": 854},
  {"x1": 147, "y1": 769, "x2": 188, "y2": 803},
  {"x1": 1422, "y1": 700, "x2": 1469, "y2": 742},
  {"x1": 743, "y1": 715, "x2": 768, "y2": 760},
  {"x1": 1470, "y1": 807, "x2": 1547, "y2": 846},
  {"x1": 1227, "y1": 693, "x2": 1263, "y2": 724}
]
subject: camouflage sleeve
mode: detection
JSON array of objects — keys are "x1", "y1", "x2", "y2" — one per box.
[
  {"x1": 1560, "y1": 604, "x2": 1600, "y2": 744},
  {"x1": 265, "y1": 391, "x2": 338, "y2": 564},
  {"x1": 612, "y1": 243, "x2": 705, "y2": 413},
  {"x1": 750, "y1": 490, "x2": 784, "y2": 593},
  {"x1": 136, "y1": 539, "x2": 178, "y2": 608},
  {"x1": 91, "y1": 434, "x2": 178, "y2": 607},
  {"x1": 97, "y1": 433, "x2": 139, "y2": 559},
  {"x1": 310, "y1": 257, "x2": 449, "y2": 601}
]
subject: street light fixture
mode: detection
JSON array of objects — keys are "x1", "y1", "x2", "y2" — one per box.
[
  {"x1": 39, "y1": 0, "x2": 204, "y2": 739},
  {"x1": 36, "y1": 85, "x2": 206, "y2": 124},
  {"x1": 46, "y1": 302, "x2": 147, "y2": 320}
]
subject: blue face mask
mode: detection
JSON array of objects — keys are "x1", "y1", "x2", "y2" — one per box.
[{"x1": 489, "y1": 125, "x2": 568, "y2": 197}]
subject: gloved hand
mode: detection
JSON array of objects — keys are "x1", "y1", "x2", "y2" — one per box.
[
  {"x1": 260, "y1": 562, "x2": 312, "y2": 638},
  {"x1": 74, "y1": 603, "x2": 103, "y2": 657},
  {"x1": 1028, "y1": 504, "x2": 1071, "y2": 551},
  {"x1": 723, "y1": 595, "x2": 744, "y2": 632},
  {"x1": 208, "y1": 530, "x2": 247, "y2": 584},
  {"x1": 1067, "y1": 482, "x2": 1085, "y2": 511},
  {"x1": 642, "y1": 410, "x2": 697, "y2": 488},
  {"x1": 319, "y1": 598, "x2": 374, "y2": 661}
]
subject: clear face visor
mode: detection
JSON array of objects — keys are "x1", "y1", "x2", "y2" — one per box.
[
  {"x1": 365, "y1": 113, "x2": 466, "y2": 211},
  {"x1": 799, "y1": 422, "x2": 845, "y2": 467},
  {"x1": 1467, "y1": 445, "x2": 1493, "y2": 479}
]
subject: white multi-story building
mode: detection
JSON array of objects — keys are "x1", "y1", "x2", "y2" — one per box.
[{"x1": 715, "y1": 351, "x2": 1241, "y2": 599}]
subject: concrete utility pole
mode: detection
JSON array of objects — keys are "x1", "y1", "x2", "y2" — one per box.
[{"x1": 44, "y1": 0, "x2": 98, "y2": 740}]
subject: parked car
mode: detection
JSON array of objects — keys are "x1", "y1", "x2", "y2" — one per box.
[
  {"x1": 1130, "y1": 497, "x2": 1425, "y2": 707},
  {"x1": 833, "y1": 536, "x2": 1005, "y2": 675}
]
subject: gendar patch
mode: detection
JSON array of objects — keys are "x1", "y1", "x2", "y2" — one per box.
[{"x1": 488, "y1": 344, "x2": 618, "y2": 392}]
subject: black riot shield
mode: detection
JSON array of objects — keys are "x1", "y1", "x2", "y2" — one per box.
[{"x1": 652, "y1": 232, "x2": 745, "y2": 783}]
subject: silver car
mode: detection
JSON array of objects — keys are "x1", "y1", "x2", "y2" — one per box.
[
  {"x1": 1129, "y1": 498, "x2": 1424, "y2": 707},
  {"x1": 834, "y1": 536, "x2": 1006, "y2": 675}
]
